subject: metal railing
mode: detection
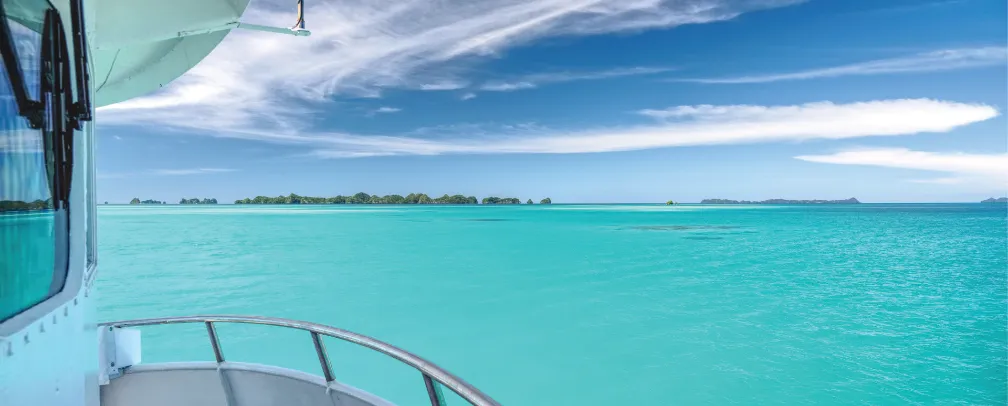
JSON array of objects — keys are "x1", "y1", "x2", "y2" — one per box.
[{"x1": 99, "y1": 315, "x2": 501, "y2": 406}]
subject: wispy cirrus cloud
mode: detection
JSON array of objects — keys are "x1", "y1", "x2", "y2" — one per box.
[
  {"x1": 479, "y1": 81, "x2": 538, "y2": 92},
  {"x1": 97, "y1": 168, "x2": 237, "y2": 179},
  {"x1": 152, "y1": 168, "x2": 237, "y2": 176},
  {"x1": 418, "y1": 80, "x2": 469, "y2": 91},
  {"x1": 97, "y1": 0, "x2": 805, "y2": 134},
  {"x1": 294, "y1": 99, "x2": 996, "y2": 157},
  {"x1": 479, "y1": 66, "x2": 673, "y2": 92},
  {"x1": 678, "y1": 46, "x2": 1007, "y2": 84},
  {"x1": 367, "y1": 106, "x2": 402, "y2": 116},
  {"x1": 796, "y1": 148, "x2": 1008, "y2": 187}
]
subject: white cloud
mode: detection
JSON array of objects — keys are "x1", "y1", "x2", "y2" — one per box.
[
  {"x1": 795, "y1": 148, "x2": 1008, "y2": 187},
  {"x1": 97, "y1": 0, "x2": 804, "y2": 134},
  {"x1": 372, "y1": 106, "x2": 402, "y2": 114},
  {"x1": 419, "y1": 80, "x2": 469, "y2": 90},
  {"x1": 96, "y1": 168, "x2": 236, "y2": 178},
  {"x1": 479, "y1": 81, "x2": 538, "y2": 91},
  {"x1": 679, "y1": 46, "x2": 1008, "y2": 84},
  {"x1": 152, "y1": 168, "x2": 237, "y2": 176},
  {"x1": 479, "y1": 66, "x2": 672, "y2": 91},
  {"x1": 301, "y1": 99, "x2": 998, "y2": 157},
  {"x1": 909, "y1": 177, "x2": 969, "y2": 185},
  {"x1": 460, "y1": 92, "x2": 477, "y2": 100}
]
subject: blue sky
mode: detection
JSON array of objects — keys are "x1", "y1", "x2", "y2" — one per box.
[{"x1": 96, "y1": 0, "x2": 1007, "y2": 203}]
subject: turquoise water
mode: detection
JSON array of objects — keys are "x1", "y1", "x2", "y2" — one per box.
[{"x1": 95, "y1": 204, "x2": 1007, "y2": 405}]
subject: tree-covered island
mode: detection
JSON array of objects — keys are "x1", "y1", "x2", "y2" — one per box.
[
  {"x1": 481, "y1": 196, "x2": 521, "y2": 204},
  {"x1": 180, "y1": 198, "x2": 218, "y2": 204},
  {"x1": 232, "y1": 193, "x2": 543, "y2": 205},
  {"x1": 129, "y1": 198, "x2": 166, "y2": 205}
]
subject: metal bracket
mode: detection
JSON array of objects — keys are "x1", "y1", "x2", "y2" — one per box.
[
  {"x1": 97, "y1": 327, "x2": 141, "y2": 384},
  {"x1": 236, "y1": 23, "x2": 310, "y2": 37}
]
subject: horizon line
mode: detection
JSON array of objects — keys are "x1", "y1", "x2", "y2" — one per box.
[{"x1": 99, "y1": 201, "x2": 1006, "y2": 205}]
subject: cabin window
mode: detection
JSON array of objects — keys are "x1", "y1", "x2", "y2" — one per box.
[{"x1": 0, "y1": 0, "x2": 70, "y2": 322}]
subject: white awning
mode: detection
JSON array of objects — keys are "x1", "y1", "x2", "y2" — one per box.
[{"x1": 90, "y1": 0, "x2": 252, "y2": 107}]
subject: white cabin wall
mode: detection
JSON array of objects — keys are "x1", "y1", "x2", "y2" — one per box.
[{"x1": 0, "y1": 287, "x2": 96, "y2": 406}]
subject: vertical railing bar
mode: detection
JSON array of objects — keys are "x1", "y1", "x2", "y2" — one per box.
[
  {"x1": 205, "y1": 321, "x2": 225, "y2": 363},
  {"x1": 423, "y1": 373, "x2": 445, "y2": 406},
  {"x1": 311, "y1": 331, "x2": 335, "y2": 383}
]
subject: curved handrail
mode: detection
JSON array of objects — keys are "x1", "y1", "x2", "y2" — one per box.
[{"x1": 99, "y1": 315, "x2": 501, "y2": 406}]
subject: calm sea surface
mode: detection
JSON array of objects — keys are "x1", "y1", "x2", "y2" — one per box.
[{"x1": 95, "y1": 204, "x2": 1007, "y2": 405}]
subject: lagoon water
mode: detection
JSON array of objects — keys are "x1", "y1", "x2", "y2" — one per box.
[{"x1": 95, "y1": 204, "x2": 1007, "y2": 405}]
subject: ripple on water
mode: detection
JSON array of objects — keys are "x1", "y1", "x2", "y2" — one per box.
[
  {"x1": 627, "y1": 225, "x2": 739, "y2": 231},
  {"x1": 683, "y1": 236, "x2": 725, "y2": 241}
]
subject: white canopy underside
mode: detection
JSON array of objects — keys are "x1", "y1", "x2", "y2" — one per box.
[{"x1": 90, "y1": 0, "x2": 252, "y2": 107}]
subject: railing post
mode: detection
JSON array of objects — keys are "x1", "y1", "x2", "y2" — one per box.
[
  {"x1": 205, "y1": 321, "x2": 225, "y2": 363},
  {"x1": 311, "y1": 331, "x2": 335, "y2": 383},
  {"x1": 423, "y1": 373, "x2": 446, "y2": 406},
  {"x1": 205, "y1": 321, "x2": 236, "y2": 406}
]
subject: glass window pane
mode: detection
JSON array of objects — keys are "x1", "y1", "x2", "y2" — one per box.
[
  {"x1": 7, "y1": 10, "x2": 40, "y2": 100},
  {"x1": 0, "y1": 4, "x2": 62, "y2": 322}
]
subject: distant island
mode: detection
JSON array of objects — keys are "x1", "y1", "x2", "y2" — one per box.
[
  {"x1": 180, "y1": 198, "x2": 218, "y2": 204},
  {"x1": 0, "y1": 199, "x2": 51, "y2": 212},
  {"x1": 129, "y1": 198, "x2": 166, "y2": 205},
  {"x1": 981, "y1": 197, "x2": 1008, "y2": 203},
  {"x1": 483, "y1": 197, "x2": 521, "y2": 205},
  {"x1": 233, "y1": 193, "x2": 550, "y2": 205},
  {"x1": 702, "y1": 198, "x2": 861, "y2": 204}
]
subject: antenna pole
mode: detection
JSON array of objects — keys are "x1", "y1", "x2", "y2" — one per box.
[
  {"x1": 293, "y1": 0, "x2": 306, "y2": 30},
  {"x1": 235, "y1": 0, "x2": 310, "y2": 37}
]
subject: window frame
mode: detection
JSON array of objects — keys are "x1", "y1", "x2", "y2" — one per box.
[
  {"x1": 84, "y1": 118, "x2": 96, "y2": 286},
  {"x1": 0, "y1": 0, "x2": 86, "y2": 336}
]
